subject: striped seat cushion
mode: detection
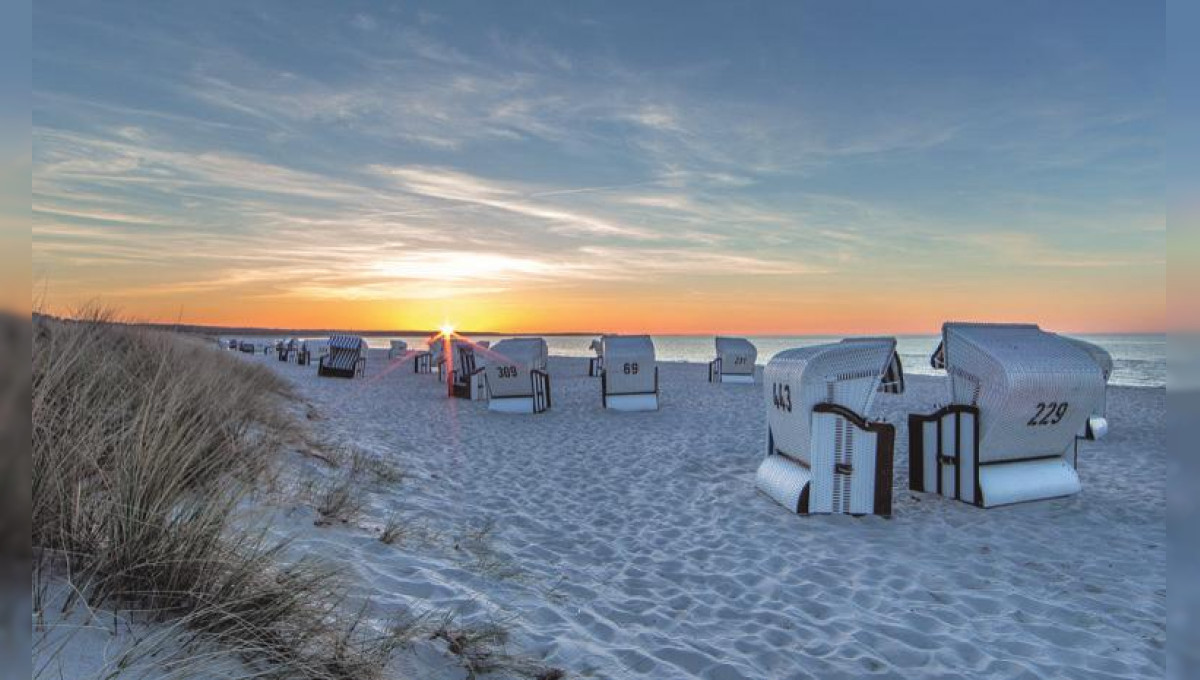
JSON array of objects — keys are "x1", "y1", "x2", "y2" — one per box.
[{"x1": 324, "y1": 335, "x2": 364, "y2": 371}]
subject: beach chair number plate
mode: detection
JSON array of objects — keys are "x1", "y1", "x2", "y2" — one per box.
[
  {"x1": 1027, "y1": 401, "x2": 1069, "y2": 427},
  {"x1": 622, "y1": 362, "x2": 640, "y2": 375},
  {"x1": 771, "y1": 383, "x2": 793, "y2": 412},
  {"x1": 497, "y1": 365, "x2": 519, "y2": 378}
]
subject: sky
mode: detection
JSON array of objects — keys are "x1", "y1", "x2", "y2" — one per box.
[
  {"x1": 1169, "y1": 0, "x2": 1197, "y2": 332},
  {"x1": 28, "y1": 0, "x2": 1165, "y2": 334},
  {"x1": 1, "y1": 0, "x2": 30, "y2": 316}
]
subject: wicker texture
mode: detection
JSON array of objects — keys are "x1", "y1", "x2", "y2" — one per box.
[{"x1": 942, "y1": 323, "x2": 1104, "y2": 463}]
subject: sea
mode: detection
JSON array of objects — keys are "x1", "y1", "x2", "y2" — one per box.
[{"x1": 233, "y1": 332, "x2": 1166, "y2": 388}]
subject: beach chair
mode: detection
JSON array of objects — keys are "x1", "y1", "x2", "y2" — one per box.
[
  {"x1": 227, "y1": 339, "x2": 238, "y2": 350},
  {"x1": 238, "y1": 341, "x2": 255, "y2": 354},
  {"x1": 600, "y1": 335, "x2": 658, "y2": 411},
  {"x1": 485, "y1": 338, "x2": 552, "y2": 414},
  {"x1": 755, "y1": 338, "x2": 898, "y2": 516},
  {"x1": 588, "y1": 338, "x2": 604, "y2": 377},
  {"x1": 296, "y1": 341, "x2": 311, "y2": 366},
  {"x1": 277, "y1": 338, "x2": 296, "y2": 362},
  {"x1": 317, "y1": 335, "x2": 367, "y2": 378},
  {"x1": 436, "y1": 340, "x2": 482, "y2": 398},
  {"x1": 908, "y1": 323, "x2": 1108, "y2": 508},
  {"x1": 709, "y1": 336, "x2": 757, "y2": 384},
  {"x1": 388, "y1": 340, "x2": 408, "y2": 360}
]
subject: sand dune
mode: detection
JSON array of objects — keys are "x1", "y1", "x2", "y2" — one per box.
[{"x1": 253, "y1": 349, "x2": 1164, "y2": 679}]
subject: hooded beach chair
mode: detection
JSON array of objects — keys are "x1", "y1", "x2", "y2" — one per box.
[
  {"x1": 436, "y1": 340, "x2": 482, "y2": 399},
  {"x1": 238, "y1": 341, "x2": 255, "y2": 354},
  {"x1": 908, "y1": 323, "x2": 1108, "y2": 508},
  {"x1": 277, "y1": 338, "x2": 299, "y2": 362},
  {"x1": 600, "y1": 335, "x2": 658, "y2": 411},
  {"x1": 485, "y1": 338, "x2": 552, "y2": 413},
  {"x1": 709, "y1": 336, "x2": 757, "y2": 384},
  {"x1": 755, "y1": 338, "x2": 898, "y2": 516},
  {"x1": 317, "y1": 335, "x2": 367, "y2": 378},
  {"x1": 388, "y1": 340, "x2": 408, "y2": 360}
]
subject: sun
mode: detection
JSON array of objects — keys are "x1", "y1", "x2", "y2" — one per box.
[{"x1": 439, "y1": 323, "x2": 455, "y2": 337}]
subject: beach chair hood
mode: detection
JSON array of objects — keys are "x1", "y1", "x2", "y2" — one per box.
[{"x1": 943, "y1": 323, "x2": 1104, "y2": 462}]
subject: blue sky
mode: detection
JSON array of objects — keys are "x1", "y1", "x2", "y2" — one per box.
[{"x1": 30, "y1": 1, "x2": 1165, "y2": 332}]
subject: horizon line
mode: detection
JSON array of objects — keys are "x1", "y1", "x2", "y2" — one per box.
[{"x1": 31, "y1": 312, "x2": 1167, "y2": 338}]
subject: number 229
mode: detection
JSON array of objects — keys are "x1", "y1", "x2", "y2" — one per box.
[{"x1": 1027, "y1": 401, "x2": 1068, "y2": 426}]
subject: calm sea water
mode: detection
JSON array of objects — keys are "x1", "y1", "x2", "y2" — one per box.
[{"x1": 242, "y1": 332, "x2": 1165, "y2": 388}]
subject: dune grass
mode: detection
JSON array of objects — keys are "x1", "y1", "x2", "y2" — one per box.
[{"x1": 31, "y1": 314, "x2": 405, "y2": 679}]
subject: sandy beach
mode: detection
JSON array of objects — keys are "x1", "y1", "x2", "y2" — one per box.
[{"x1": 236, "y1": 348, "x2": 1167, "y2": 679}]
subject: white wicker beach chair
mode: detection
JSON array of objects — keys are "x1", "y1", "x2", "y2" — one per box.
[
  {"x1": 485, "y1": 338, "x2": 551, "y2": 414},
  {"x1": 317, "y1": 335, "x2": 367, "y2": 379},
  {"x1": 756, "y1": 338, "x2": 898, "y2": 516},
  {"x1": 600, "y1": 335, "x2": 658, "y2": 411},
  {"x1": 908, "y1": 323, "x2": 1108, "y2": 508},
  {"x1": 388, "y1": 340, "x2": 408, "y2": 360},
  {"x1": 709, "y1": 337, "x2": 757, "y2": 384}
]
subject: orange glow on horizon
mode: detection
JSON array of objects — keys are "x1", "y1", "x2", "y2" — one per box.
[{"x1": 35, "y1": 278, "x2": 1168, "y2": 336}]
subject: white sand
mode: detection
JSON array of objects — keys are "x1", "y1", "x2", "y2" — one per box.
[{"x1": 207, "y1": 350, "x2": 1171, "y2": 678}]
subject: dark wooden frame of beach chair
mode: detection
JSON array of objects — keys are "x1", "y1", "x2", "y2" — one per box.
[
  {"x1": 708, "y1": 357, "x2": 722, "y2": 383},
  {"x1": 588, "y1": 356, "x2": 603, "y2": 377},
  {"x1": 296, "y1": 347, "x2": 311, "y2": 366},
  {"x1": 766, "y1": 403, "x2": 895, "y2": 516},
  {"x1": 878, "y1": 351, "x2": 905, "y2": 394},
  {"x1": 413, "y1": 351, "x2": 432, "y2": 374},
  {"x1": 238, "y1": 342, "x2": 255, "y2": 354},
  {"x1": 531, "y1": 369, "x2": 552, "y2": 413},
  {"x1": 448, "y1": 346, "x2": 477, "y2": 399},
  {"x1": 909, "y1": 403, "x2": 1090, "y2": 508},
  {"x1": 930, "y1": 341, "x2": 946, "y2": 370},
  {"x1": 600, "y1": 365, "x2": 659, "y2": 408},
  {"x1": 908, "y1": 405, "x2": 981, "y2": 505}
]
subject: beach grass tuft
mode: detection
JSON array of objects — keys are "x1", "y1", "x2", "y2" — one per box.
[{"x1": 31, "y1": 312, "x2": 406, "y2": 679}]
